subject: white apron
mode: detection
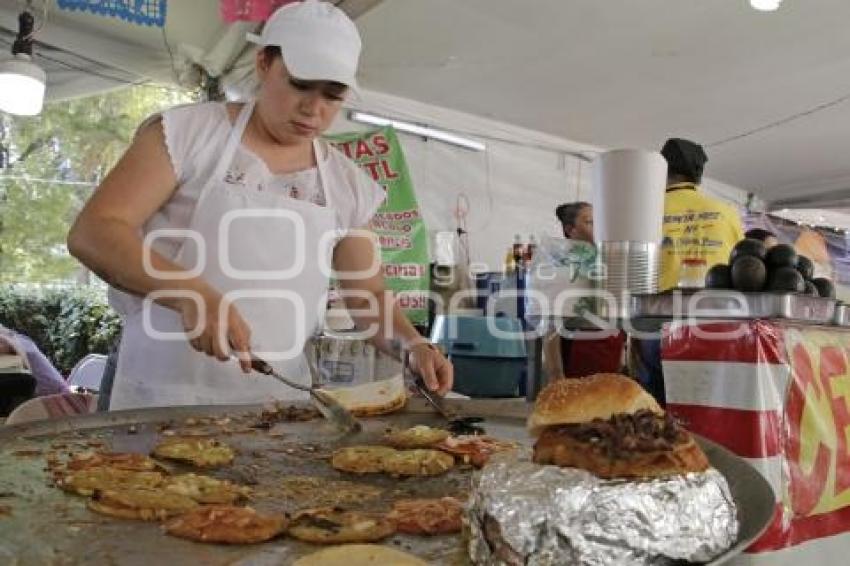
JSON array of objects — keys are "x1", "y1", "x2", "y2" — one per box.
[{"x1": 110, "y1": 101, "x2": 339, "y2": 409}]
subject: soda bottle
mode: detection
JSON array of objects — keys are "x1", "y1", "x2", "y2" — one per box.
[
  {"x1": 524, "y1": 234, "x2": 537, "y2": 265},
  {"x1": 512, "y1": 234, "x2": 525, "y2": 269},
  {"x1": 503, "y1": 248, "x2": 516, "y2": 274}
]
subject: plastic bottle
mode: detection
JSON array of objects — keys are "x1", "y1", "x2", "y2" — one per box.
[
  {"x1": 677, "y1": 258, "x2": 708, "y2": 290},
  {"x1": 512, "y1": 234, "x2": 525, "y2": 269},
  {"x1": 524, "y1": 234, "x2": 537, "y2": 265},
  {"x1": 503, "y1": 248, "x2": 516, "y2": 274}
]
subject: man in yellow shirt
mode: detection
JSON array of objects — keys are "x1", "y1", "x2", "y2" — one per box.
[{"x1": 660, "y1": 138, "x2": 744, "y2": 291}]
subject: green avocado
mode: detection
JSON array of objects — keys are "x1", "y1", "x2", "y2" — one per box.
[
  {"x1": 766, "y1": 267, "x2": 805, "y2": 293},
  {"x1": 796, "y1": 255, "x2": 815, "y2": 281},
  {"x1": 730, "y1": 239, "x2": 767, "y2": 264},
  {"x1": 705, "y1": 264, "x2": 732, "y2": 289},
  {"x1": 731, "y1": 255, "x2": 767, "y2": 292},
  {"x1": 812, "y1": 277, "x2": 836, "y2": 299},
  {"x1": 804, "y1": 280, "x2": 819, "y2": 297},
  {"x1": 765, "y1": 244, "x2": 798, "y2": 270}
]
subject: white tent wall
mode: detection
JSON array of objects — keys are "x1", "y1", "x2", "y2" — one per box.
[{"x1": 328, "y1": 89, "x2": 749, "y2": 270}]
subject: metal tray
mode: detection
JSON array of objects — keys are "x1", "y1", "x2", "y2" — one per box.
[
  {"x1": 0, "y1": 399, "x2": 774, "y2": 565},
  {"x1": 833, "y1": 303, "x2": 850, "y2": 327},
  {"x1": 632, "y1": 290, "x2": 837, "y2": 323}
]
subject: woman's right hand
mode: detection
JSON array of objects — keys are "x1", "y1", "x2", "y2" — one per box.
[{"x1": 178, "y1": 290, "x2": 253, "y2": 373}]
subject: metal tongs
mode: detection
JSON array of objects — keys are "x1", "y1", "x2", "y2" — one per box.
[
  {"x1": 404, "y1": 347, "x2": 487, "y2": 435},
  {"x1": 247, "y1": 354, "x2": 361, "y2": 434}
]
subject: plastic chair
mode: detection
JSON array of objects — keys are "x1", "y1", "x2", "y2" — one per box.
[
  {"x1": 67, "y1": 354, "x2": 108, "y2": 393},
  {"x1": 4, "y1": 392, "x2": 98, "y2": 425}
]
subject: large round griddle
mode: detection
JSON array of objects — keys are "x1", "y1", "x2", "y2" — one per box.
[{"x1": 0, "y1": 398, "x2": 774, "y2": 565}]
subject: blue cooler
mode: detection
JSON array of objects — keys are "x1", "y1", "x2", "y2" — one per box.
[
  {"x1": 430, "y1": 315, "x2": 527, "y2": 397},
  {"x1": 472, "y1": 272, "x2": 519, "y2": 317}
]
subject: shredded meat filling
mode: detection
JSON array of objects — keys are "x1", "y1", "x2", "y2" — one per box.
[
  {"x1": 253, "y1": 404, "x2": 321, "y2": 429},
  {"x1": 545, "y1": 410, "x2": 687, "y2": 458}
]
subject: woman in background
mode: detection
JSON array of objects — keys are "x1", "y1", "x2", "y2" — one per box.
[
  {"x1": 556, "y1": 202, "x2": 594, "y2": 243},
  {"x1": 551, "y1": 202, "x2": 625, "y2": 379}
]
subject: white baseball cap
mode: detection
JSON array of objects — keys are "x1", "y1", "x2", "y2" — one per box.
[{"x1": 247, "y1": 0, "x2": 362, "y2": 91}]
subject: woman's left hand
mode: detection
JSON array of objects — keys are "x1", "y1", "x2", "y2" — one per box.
[{"x1": 408, "y1": 343, "x2": 453, "y2": 396}]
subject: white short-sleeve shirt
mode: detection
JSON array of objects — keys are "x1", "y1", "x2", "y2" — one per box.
[{"x1": 110, "y1": 101, "x2": 385, "y2": 315}]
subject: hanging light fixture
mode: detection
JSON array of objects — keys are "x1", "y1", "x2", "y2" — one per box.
[
  {"x1": 750, "y1": 0, "x2": 782, "y2": 12},
  {"x1": 0, "y1": 7, "x2": 47, "y2": 116},
  {"x1": 349, "y1": 111, "x2": 486, "y2": 152}
]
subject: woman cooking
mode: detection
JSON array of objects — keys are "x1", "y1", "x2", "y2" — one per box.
[{"x1": 67, "y1": 0, "x2": 452, "y2": 409}]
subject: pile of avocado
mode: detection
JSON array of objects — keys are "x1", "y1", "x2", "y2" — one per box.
[{"x1": 705, "y1": 239, "x2": 836, "y2": 298}]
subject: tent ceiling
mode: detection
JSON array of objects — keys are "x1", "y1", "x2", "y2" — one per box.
[
  {"x1": 771, "y1": 208, "x2": 850, "y2": 231},
  {"x1": 0, "y1": 0, "x2": 379, "y2": 99},
  {"x1": 0, "y1": 1, "x2": 225, "y2": 98},
  {"x1": 354, "y1": 0, "x2": 850, "y2": 209},
  {"x1": 2, "y1": 0, "x2": 849, "y2": 210}
]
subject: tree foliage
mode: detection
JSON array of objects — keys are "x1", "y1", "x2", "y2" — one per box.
[
  {"x1": 0, "y1": 85, "x2": 194, "y2": 283},
  {"x1": 0, "y1": 285, "x2": 122, "y2": 375}
]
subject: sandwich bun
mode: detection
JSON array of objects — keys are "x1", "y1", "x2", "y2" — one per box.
[{"x1": 527, "y1": 374, "x2": 662, "y2": 436}]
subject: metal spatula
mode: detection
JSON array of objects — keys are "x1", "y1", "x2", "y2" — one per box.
[{"x1": 247, "y1": 355, "x2": 361, "y2": 433}]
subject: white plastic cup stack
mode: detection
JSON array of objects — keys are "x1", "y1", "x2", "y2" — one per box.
[{"x1": 592, "y1": 149, "x2": 667, "y2": 306}]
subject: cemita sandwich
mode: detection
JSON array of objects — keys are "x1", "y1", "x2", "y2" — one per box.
[
  {"x1": 465, "y1": 373, "x2": 737, "y2": 564},
  {"x1": 528, "y1": 373, "x2": 709, "y2": 478}
]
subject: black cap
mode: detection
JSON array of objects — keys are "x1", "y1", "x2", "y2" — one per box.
[{"x1": 661, "y1": 138, "x2": 707, "y2": 183}]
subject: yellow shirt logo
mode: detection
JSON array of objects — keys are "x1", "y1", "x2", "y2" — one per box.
[{"x1": 660, "y1": 184, "x2": 744, "y2": 290}]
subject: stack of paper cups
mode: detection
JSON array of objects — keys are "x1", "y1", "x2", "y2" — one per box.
[
  {"x1": 593, "y1": 149, "x2": 667, "y2": 244},
  {"x1": 592, "y1": 149, "x2": 667, "y2": 309}
]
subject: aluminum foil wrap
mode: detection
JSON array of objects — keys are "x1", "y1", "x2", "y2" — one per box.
[{"x1": 468, "y1": 461, "x2": 738, "y2": 565}]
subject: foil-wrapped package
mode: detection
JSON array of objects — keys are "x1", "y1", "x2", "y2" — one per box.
[{"x1": 468, "y1": 460, "x2": 738, "y2": 565}]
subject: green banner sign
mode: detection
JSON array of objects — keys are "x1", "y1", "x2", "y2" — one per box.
[{"x1": 326, "y1": 126, "x2": 430, "y2": 325}]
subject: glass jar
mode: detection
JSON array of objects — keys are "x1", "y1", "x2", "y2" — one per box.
[{"x1": 677, "y1": 258, "x2": 708, "y2": 289}]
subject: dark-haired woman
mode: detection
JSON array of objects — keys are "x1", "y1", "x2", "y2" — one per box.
[
  {"x1": 552, "y1": 201, "x2": 624, "y2": 379},
  {"x1": 68, "y1": 1, "x2": 451, "y2": 409},
  {"x1": 555, "y1": 201, "x2": 594, "y2": 243}
]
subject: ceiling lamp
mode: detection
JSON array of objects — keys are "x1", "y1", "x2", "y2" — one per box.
[
  {"x1": 0, "y1": 8, "x2": 46, "y2": 116},
  {"x1": 750, "y1": 0, "x2": 782, "y2": 12},
  {"x1": 349, "y1": 111, "x2": 486, "y2": 152}
]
